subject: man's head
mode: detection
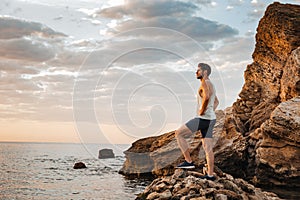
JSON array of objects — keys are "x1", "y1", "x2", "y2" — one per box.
[{"x1": 197, "y1": 63, "x2": 211, "y2": 79}]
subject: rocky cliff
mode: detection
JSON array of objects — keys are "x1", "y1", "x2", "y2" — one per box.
[
  {"x1": 233, "y1": 2, "x2": 300, "y2": 133},
  {"x1": 119, "y1": 2, "x2": 300, "y2": 199},
  {"x1": 217, "y1": 2, "x2": 300, "y2": 188}
]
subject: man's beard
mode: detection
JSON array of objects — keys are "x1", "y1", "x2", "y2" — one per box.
[{"x1": 197, "y1": 75, "x2": 203, "y2": 80}]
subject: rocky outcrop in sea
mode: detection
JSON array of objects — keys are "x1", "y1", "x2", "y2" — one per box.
[
  {"x1": 119, "y1": 2, "x2": 300, "y2": 199},
  {"x1": 98, "y1": 148, "x2": 115, "y2": 159}
]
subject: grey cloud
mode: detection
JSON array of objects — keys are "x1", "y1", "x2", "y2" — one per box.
[
  {"x1": 97, "y1": 0, "x2": 238, "y2": 41},
  {"x1": 99, "y1": 6, "x2": 127, "y2": 19},
  {"x1": 99, "y1": 0, "x2": 198, "y2": 19},
  {"x1": 107, "y1": 16, "x2": 238, "y2": 42},
  {"x1": 211, "y1": 36, "x2": 254, "y2": 63},
  {"x1": 47, "y1": 50, "x2": 87, "y2": 67},
  {"x1": 0, "y1": 37, "x2": 56, "y2": 62},
  {"x1": 0, "y1": 16, "x2": 66, "y2": 39},
  {"x1": 192, "y1": 0, "x2": 212, "y2": 5},
  {"x1": 0, "y1": 60, "x2": 40, "y2": 74}
]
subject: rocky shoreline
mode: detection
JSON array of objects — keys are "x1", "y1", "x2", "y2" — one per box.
[
  {"x1": 135, "y1": 168, "x2": 281, "y2": 200},
  {"x1": 119, "y1": 2, "x2": 300, "y2": 199}
]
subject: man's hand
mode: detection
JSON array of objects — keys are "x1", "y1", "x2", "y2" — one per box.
[{"x1": 199, "y1": 108, "x2": 205, "y2": 115}]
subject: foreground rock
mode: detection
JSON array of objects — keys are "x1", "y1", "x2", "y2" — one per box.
[
  {"x1": 98, "y1": 148, "x2": 115, "y2": 159},
  {"x1": 119, "y1": 110, "x2": 225, "y2": 177},
  {"x1": 136, "y1": 169, "x2": 281, "y2": 200}
]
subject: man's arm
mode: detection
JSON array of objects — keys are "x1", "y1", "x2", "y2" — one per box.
[
  {"x1": 214, "y1": 96, "x2": 219, "y2": 111},
  {"x1": 199, "y1": 80, "x2": 211, "y2": 115}
]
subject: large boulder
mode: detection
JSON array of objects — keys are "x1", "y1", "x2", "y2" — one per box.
[
  {"x1": 253, "y1": 97, "x2": 300, "y2": 187},
  {"x1": 119, "y1": 110, "x2": 225, "y2": 177}
]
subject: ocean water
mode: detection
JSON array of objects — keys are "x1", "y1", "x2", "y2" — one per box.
[{"x1": 0, "y1": 142, "x2": 152, "y2": 200}]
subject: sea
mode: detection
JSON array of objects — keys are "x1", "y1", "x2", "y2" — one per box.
[{"x1": 0, "y1": 142, "x2": 152, "y2": 200}]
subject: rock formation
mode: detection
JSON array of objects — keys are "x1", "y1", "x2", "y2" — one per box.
[
  {"x1": 98, "y1": 148, "x2": 115, "y2": 159},
  {"x1": 119, "y1": 2, "x2": 300, "y2": 199},
  {"x1": 119, "y1": 110, "x2": 225, "y2": 177},
  {"x1": 215, "y1": 2, "x2": 300, "y2": 189},
  {"x1": 232, "y1": 2, "x2": 300, "y2": 133},
  {"x1": 135, "y1": 169, "x2": 280, "y2": 200}
]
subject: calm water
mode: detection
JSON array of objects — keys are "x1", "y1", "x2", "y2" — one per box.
[{"x1": 0, "y1": 142, "x2": 151, "y2": 200}]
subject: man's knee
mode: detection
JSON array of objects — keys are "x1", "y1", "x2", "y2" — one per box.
[
  {"x1": 175, "y1": 129, "x2": 181, "y2": 138},
  {"x1": 175, "y1": 127, "x2": 189, "y2": 138}
]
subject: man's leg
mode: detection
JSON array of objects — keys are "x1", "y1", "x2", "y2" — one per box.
[
  {"x1": 175, "y1": 125, "x2": 193, "y2": 163},
  {"x1": 202, "y1": 138, "x2": 214, "y2": 176}
]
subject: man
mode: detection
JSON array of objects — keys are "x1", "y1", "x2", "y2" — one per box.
[{"x1": 175, "y1": 63, "x2": 219, "y2": 181}]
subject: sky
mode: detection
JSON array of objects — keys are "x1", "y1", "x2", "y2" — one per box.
[{"x1": 0, "y1": 0, "x2": 299, "y2": 144}]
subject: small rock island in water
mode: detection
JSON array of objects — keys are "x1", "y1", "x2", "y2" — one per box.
[{"x1": 98, "y1": 148, "x2": 115, "y2": 159}]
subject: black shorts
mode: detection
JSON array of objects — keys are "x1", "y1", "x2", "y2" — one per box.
[{"x1": 185, "y1": 117, "x2": 216, "y2": 138}]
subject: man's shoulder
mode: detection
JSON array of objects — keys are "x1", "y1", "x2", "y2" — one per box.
[{"x1": 204, "y1": 79, "x2": 214, "y2": 86}]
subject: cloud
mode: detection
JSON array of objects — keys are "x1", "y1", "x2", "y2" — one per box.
[
  {"x1": 0, "y1": 37, "x2": 56, "y2": 62},
  {"x1": 95, "y1": 0, "x2": 238, "y2": 42},
  {"x1": 0, "y1": 2, "x2": 243, "y2": 126},
  {"x1": 98, "y1": 0, "x2": 198, "y2": 19},
  {"x1": 0, "y1": 63, "x2": 76, "y2": 121},
  {"x1": 107, "y1": 17, "x2": 238, "y2": 42},
  {"x1": 210, "y1": 36, "x2": 254, "y2": 63},
  {"x1": 0, "y1": 16, "x2": 66, "y2": 39},
  {"x1": 0, "y1": 16, "x2": 71, "y2": 63},
  {"x1": 191, "y1": 0, "x2": 213, "y2": 6},
  {"x1": 0, "y1": 17, "x2": 78, "y2": 121}
]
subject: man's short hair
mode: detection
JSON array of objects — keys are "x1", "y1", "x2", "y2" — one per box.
[{"x1": 198, "y1": 63, "x2": 212, "y2": 76}]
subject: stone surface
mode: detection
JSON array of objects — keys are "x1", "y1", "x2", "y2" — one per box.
[
  {"x1": 280, "y1": 47, "x2": 300, "y2": 101},
  {"x1": 119, "y1": 110, "x2": 225, "y2": 177},
  {"x1": 98, "y1": 148, "x2": 115, "y2": 159},
  {"x1": 135, "y1": 169, "x2": 281, "y2": 200},
  {"x1": 73, "y1": 162, "x2": 87, "y2": 169},
  {"x1": 253, "y1": 97, "x2": 300, "y2": 187}
]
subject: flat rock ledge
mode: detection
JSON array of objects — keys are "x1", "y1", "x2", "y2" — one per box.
[{"x1": 136, "y1": 169, "x2": 281, "y2": 200}]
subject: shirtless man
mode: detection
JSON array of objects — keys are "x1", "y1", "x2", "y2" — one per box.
[{"x1": 175, "y1": 63, "x2": 219, "y2": 180}]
